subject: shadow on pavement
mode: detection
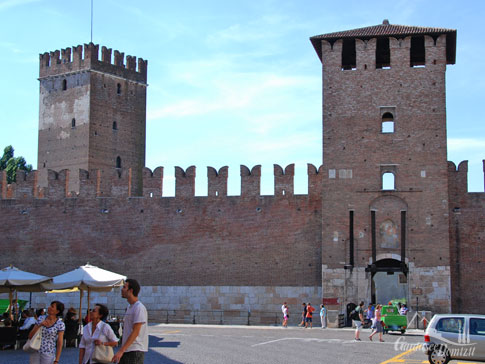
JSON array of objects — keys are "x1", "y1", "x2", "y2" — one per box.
[{"x1": 149, "y1": 334, "x2": 181, "y2": 348}]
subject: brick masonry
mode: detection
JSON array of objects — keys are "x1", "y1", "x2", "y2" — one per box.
[{"x1": 1, "y1": 24, "x2": 484, "y2": 319}]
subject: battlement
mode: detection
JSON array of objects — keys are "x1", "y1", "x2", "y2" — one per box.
[
  {"x1": 39, "y1": 43, "x2": 147, "y2": 83},
  {"x1": 0, "y1": 164, "x2": 324, "y2": 201},
  {"x1": 448, "y1": 160, "x2": 485, "y2": 199},
  {"x1": 311, "y1": 20, "x2": 456, "y2": 69}
]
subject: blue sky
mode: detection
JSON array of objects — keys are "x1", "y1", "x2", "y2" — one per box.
[{"x1": 0, "y1": 0, "x2": 484, "y2": 195}]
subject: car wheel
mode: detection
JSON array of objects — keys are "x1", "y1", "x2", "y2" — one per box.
[
  {"x1": 400, "y1": 329, "x2": 406, "y2": 335},
  {"x1": 428, "y1": 346, "x2": 450, "y2": 364}
]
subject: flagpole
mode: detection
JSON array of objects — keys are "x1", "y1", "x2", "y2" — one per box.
[{"x1": 90, "y1": 0, "x2": 93, "y2": 43}]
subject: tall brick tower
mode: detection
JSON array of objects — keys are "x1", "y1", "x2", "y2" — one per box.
[
  {"x1": 310, "y1": 21, "x2": 456, "y2": 312},
  {"x1": 37, "y1": 43, "x2": 147, "y2": 194}
]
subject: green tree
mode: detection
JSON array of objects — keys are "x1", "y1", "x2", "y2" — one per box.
[{"x1": 0, "y1": 145, "x2": 33, "y2": 184}]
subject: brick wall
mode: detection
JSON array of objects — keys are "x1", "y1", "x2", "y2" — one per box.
[
  {"x1": 448, "y1": 161, "x2": 485, "y2": 313},
  {"x1": 0, "y1": 165, "x2": 322, "y2": 288}
]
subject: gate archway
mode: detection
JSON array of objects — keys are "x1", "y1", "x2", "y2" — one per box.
[{"x1": 369, "y1": 258, "x2": 408, "y2": 305}]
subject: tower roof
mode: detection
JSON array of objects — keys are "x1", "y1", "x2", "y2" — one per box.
[{"x1": 310, "y1": 20, "x2": 456, "y2": 64}]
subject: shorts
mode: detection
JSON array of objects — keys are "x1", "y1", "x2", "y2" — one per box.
[
  {"x1": 119, "y1": 351, "x2": 146, "y2": 364},
  {"x1": 353, "y1": 320, "x2": 362, "y2": 331},
  {"x1": 305, "y1": 317, "x2": 312, "y2": 323},
  {"x1": 375, "y1": 320, "x2": 383, "y2": 333}
]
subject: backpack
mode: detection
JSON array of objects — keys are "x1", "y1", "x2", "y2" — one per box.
[{"x1": 350, "y1": 309, "x2": 360, "y2": 321}]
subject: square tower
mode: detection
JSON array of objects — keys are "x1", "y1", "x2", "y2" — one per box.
[
  {"x1": 37, "y1": 43, "x2": 147, "y2": 194},
  {"x1": 310, "y1": 21, "x2": 456, "y2": 312}
]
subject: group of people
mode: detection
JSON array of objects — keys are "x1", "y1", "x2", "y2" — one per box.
[
  {"x1": 7, "y1": 278, "x2": 148, "y2": 364},
  {"x1": 352, "y1": 301, "x2": 385, "y2": 342},
  {"x1": 281, "y1": 302, "x2": 327, "y2": 329}
]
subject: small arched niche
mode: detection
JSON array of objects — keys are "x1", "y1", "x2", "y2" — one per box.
[
  {"x1": 382, "y1": 112, "x2": 394, "y2": 133},
  {"x1": 382, "y1": 172, "x2": 395, "y2": 190}
]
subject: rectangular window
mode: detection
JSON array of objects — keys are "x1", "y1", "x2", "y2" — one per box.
[
  {"x1": 376, "y1": 37, "x2": 390, "y2": 69},
  {"x1": 436, "y1": 317, "x2": 464, "y2": 334},
  {"x1": 410, "y1": 36, "x2": 425, "y2": 67},
  {"x1": 470, "y1": 318, "x2": 485, "y2": 336},
  {"x1": 342, "y1": 38, "x2": 356, "y2": 70}
]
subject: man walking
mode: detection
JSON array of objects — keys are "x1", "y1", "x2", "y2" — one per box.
[
  {"x1": 353, "y1": 301, "x2": 365, "y2": 341},
  {"x1": 305, "y1": 302, "x2": 315, "y2": 328},
  {"x1": 112, "y1": 279, "x2": 148, "y2": 364}
]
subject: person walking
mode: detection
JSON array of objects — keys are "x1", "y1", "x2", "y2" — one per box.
[
  {"x1": 299, "y1": 303, "x2": 307, "y2": 327},
  {"x1": 28, "y1": 301, "x2": 65, "y2": 364},
  {"x1": 319, "y1": 304, "x2": 327, "y2": 328},
  {"x1": 282, "y1": 303, "x2": 289, "y2": 328},
  {"x1": 79, "y1": 303, "x2": 118, "y2": 364},
  {"x1": 369, "y1": 304, "x2": 384, "y2": 342},
  {"x1": 111, "y1": 279, "x2": 148, "y2": 364},
  {"x1": 305, "y1": 303, "x2": 315, "y2": 328},
  {"x1": 353, "y1": 301, "x2": 365, "y2": 341}
]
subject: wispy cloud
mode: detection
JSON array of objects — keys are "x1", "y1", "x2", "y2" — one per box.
[{"x1": 448, "y1": 138, "x2": 485, "y2": 151}]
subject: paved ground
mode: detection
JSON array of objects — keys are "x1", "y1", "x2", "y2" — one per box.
[{"x1": 0, "y1": 324, "x2": 481, "y2": 363}]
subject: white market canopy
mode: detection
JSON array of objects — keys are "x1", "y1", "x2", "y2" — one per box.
[
  {"x1": 43, "y1": 264, "x2": 126, "y2": 291},
  {"x1": 0, "y1": 265, "x2": 51, "y2": 293}
]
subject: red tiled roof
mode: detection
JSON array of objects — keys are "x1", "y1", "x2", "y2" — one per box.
[{"x1": 310, "y1": 20, "x2": 456, "y2": 64}]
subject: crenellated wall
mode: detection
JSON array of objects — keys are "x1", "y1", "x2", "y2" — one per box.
[
  {"x1": 39, "y1": 43, "x2": 147, "y2": 83},
  {"x1": 0, "y1": 164, "x2": 323, "y2": 289},
  {"x1": 0, "y1": 164, "x2": 322, "y2": 200},
  {"x1": 448, "y1": 160, "x2": 485, "y2": 313}
]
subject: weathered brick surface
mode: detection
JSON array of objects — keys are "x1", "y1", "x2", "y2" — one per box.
[
  {"x1": 37, "y1": 43, "x2": 147, "y2": 195},
  {"x1": 317, "y1": 33, "x2": 453, "y2": 312},
  {"x1": 448, "y1": 161, "x2": 485, "y2": 313},
  {"x1": 0, "y1": 166, "x2": 322, "y2": 287}
]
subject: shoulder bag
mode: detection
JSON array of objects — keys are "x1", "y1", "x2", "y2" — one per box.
[
  {"x1": 92, "y1": 323, "x2": 115, "y2": 363},
  {"x1": 23, "y1": 326, "x2": 43, "y2": 353},
  {"x1": 92, "y1": 343, "x2": 114, "y2": 364}
]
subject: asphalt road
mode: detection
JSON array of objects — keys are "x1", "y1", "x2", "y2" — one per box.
[{"x1": 0, "y1": 324, "x2": 457, "y2": 364}]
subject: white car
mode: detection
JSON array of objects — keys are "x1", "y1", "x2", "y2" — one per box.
[{"x1": 424, "y1": 314, "x2": 485, "y2": 364}]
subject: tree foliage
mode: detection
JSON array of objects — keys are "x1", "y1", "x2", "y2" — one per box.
[{"x1": 0, "y1": 145, "x2": 33, "y2": 184}]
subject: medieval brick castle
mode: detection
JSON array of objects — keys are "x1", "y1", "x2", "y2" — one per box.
[{"x1": 1, "y1": 20, "x2": 484, "y2": 321}]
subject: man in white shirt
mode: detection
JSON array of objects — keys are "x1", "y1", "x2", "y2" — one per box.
[
  {"x1": 112, "y1": 279, "x2": 148, "y2": 364},
  {"x1": 19, "y1": 310, "x2": 36, "y2": 331}
]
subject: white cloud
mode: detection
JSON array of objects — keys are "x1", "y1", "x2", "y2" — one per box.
[{"x1": 448, "y1": 138, "x2": 485, "y2": 151}]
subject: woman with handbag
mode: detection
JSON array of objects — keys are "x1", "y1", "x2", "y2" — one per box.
[
  {"x1": 369, "y1": 304, "x2": 384, "y2": 342},
  {"x1": 28, "y1": 301, "x2": 65, "y2": 364},
  {"x1": 79, "y1": 303, "x2": 118, "y2": 364}
]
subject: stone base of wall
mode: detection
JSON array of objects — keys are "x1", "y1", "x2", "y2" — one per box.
[
  {"x1": 322, "y1": 264, "x2": 451, "y2": 314},
  {"x1": 4, "y1": 285, "x2": 322, "y2": 326}
]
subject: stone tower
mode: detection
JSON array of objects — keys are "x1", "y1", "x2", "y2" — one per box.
[
  {"x1": 310, "y1": 21, "x2": 456, "y2": 312},
  {"x1": 37, "y1": 43, "x2": 147, "y2": 194}
]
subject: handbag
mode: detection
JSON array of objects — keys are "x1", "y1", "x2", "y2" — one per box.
[
  {"x1": 23, "y1": 327, "x2": 42, "y2": 353},
  {"x1": 92, "y1": 344, "x2": 114, "y2": 364}
]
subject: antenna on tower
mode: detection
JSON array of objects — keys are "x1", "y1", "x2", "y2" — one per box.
[{"x1": 90, "y1": 0, "x2": 93, "y2": 43}]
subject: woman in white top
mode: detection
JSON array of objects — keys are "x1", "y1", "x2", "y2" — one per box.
[{"x1": 79, "y1": 303, "x2": 118, "y2": 364}]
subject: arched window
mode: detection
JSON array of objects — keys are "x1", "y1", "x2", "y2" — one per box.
[
  {"x1": 382, "y1": 172, "x2": 395, "y2": 190},
  {"x1": 382, "y1": 112, "x2": 394, "y2": 133},
  {"x1": 112, "y1": 121, "x2": 118, "y2": 130},
  {"x1": 62, "y1": 79, "x2": 67, "y2": 91},
  {"x1": 71, "y1": 118, "x2": 76, "y2": 128},
  {"x1": 116, "y1": 156, "x2": 122, "y2": 169},
  {"x1": 117, "y1": 83, "x2": 121, "y2": 95}
]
